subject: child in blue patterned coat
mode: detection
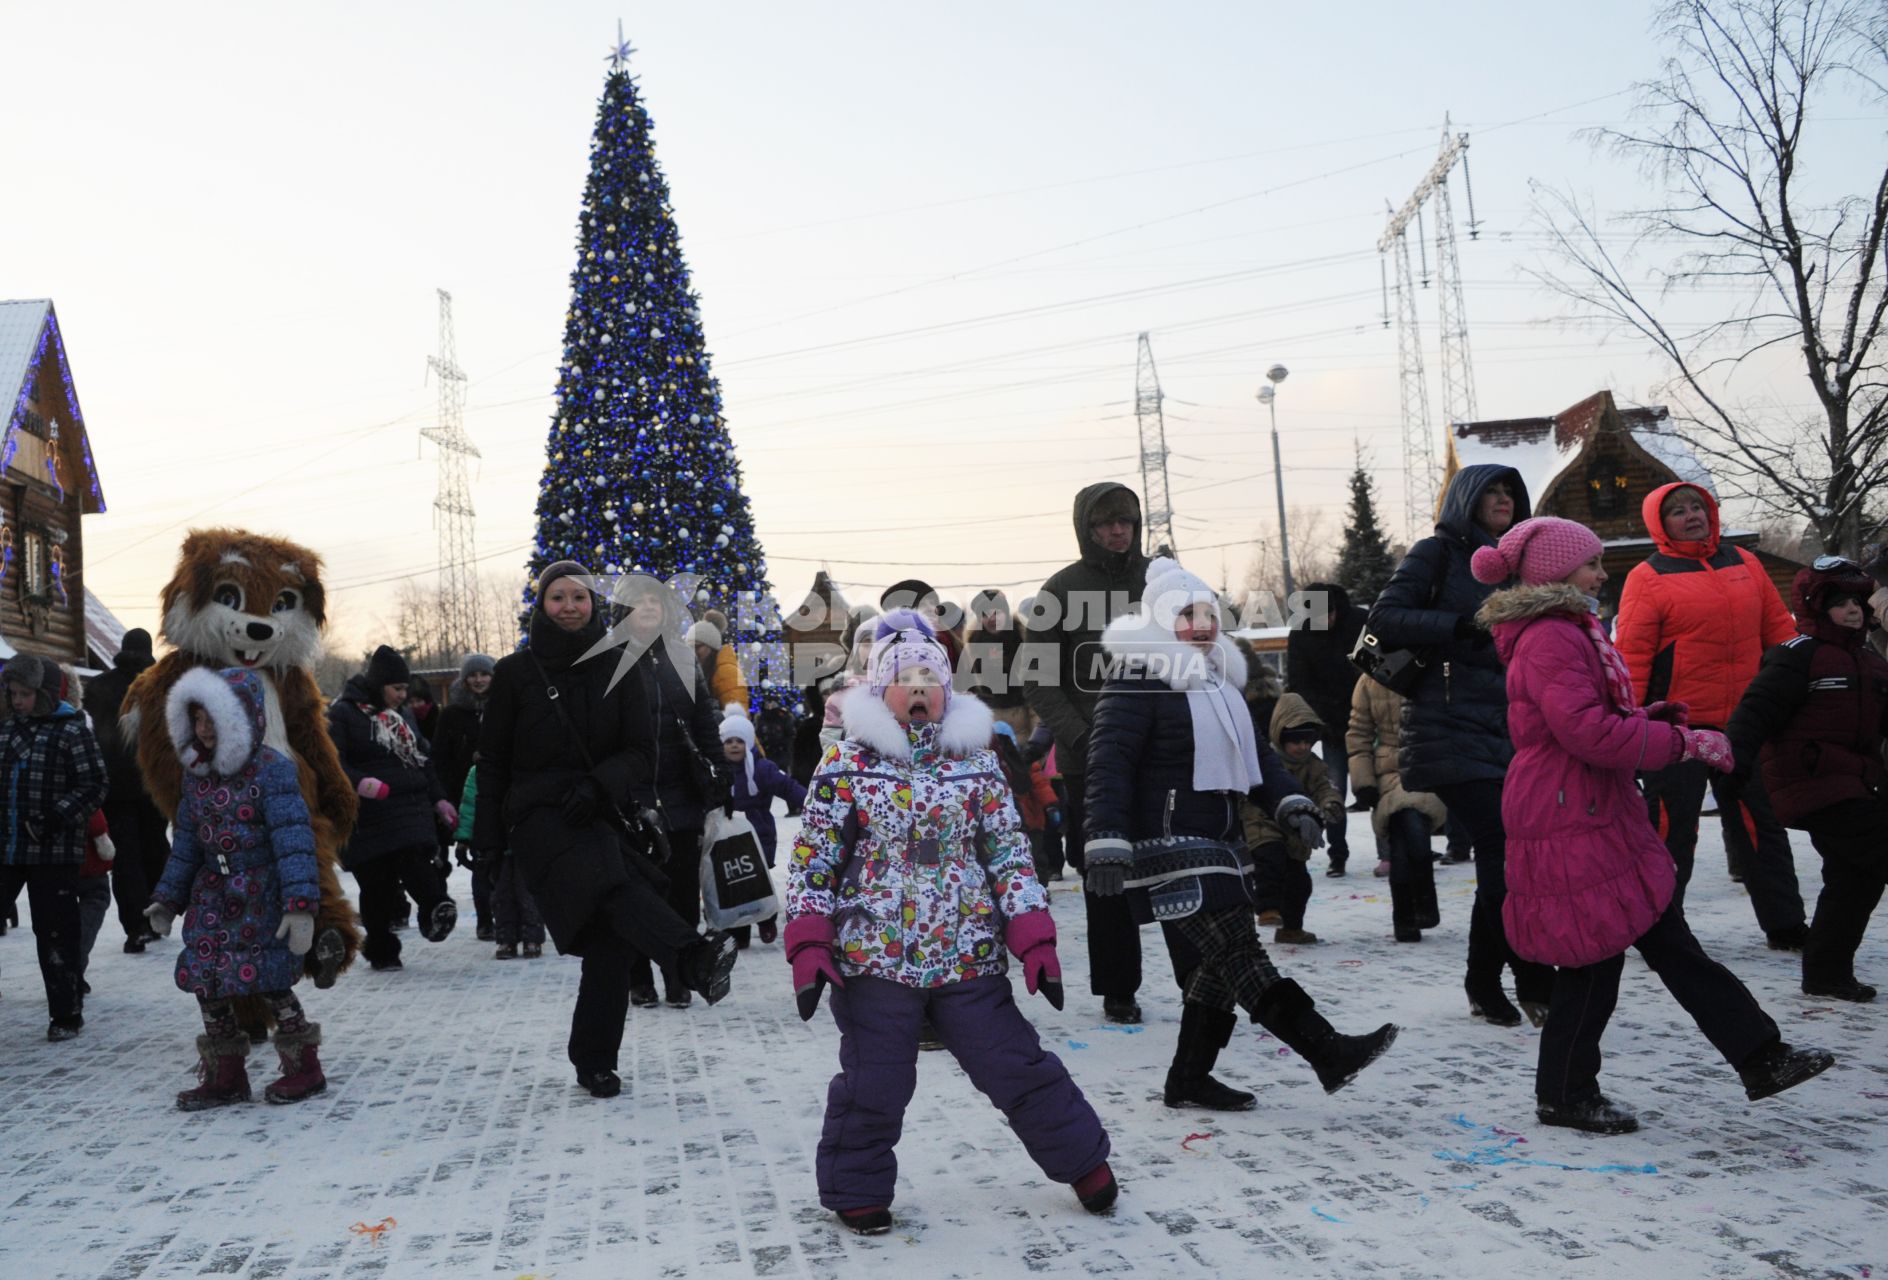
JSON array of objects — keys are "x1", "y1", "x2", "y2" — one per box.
[{"x1": 146, "y1": 667, "x2": 331, "y2": 1110}]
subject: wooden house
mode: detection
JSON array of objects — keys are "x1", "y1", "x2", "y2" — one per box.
[
  {"x1": 0, "y1": 299, "x2": 110, "y2": 666},
  {"x1": 782, "y1": 570, "x2": 851, "y2": 689},
  {"x1": 1443, "y1": 390, "x2": 1804, "y2": 613}
]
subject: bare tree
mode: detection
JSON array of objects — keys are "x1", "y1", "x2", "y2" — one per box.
[
  {"x1": 1533, "y1": 0, "x2": 1888, "y2": 554},
  {"x1": 1242, "y1": 506, "x2": 1337, "y2": 602}
]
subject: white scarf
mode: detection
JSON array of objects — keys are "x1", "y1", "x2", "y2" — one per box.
[{"x1": 1186, "y1": 644, "x2": 1264, "y2": 794}]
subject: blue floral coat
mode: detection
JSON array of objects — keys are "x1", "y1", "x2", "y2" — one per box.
[{"x1": 153, "y1": 667, "x2": 320, "y2": 998}]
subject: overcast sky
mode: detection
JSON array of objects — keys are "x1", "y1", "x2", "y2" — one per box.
[{"x1": 2, "y1": 1, "x2": 1865, "y2": 654}]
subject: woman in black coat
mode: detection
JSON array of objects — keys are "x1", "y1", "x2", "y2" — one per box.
[
  {"x1": 433, "y1": 653, "x2": 495, "y2": 936},
  {"x1": 618, "y1": 576, "x2": 734, "y2": 1007},
  {"x1": 327, "y1": 644, "x2": 457, "y2": 970},
  {"x1": 475, "y1": 562, "x2": 738, "y2": 1097},
  {"x1": 1084, "y1": 558, "x2": 1398, "y2": 1110},
  {"x1": 1364, "y1": 463, "x2": 1554, "y2": 1027}
]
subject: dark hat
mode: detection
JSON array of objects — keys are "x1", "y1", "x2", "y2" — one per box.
[
  {"x1": 3, "y1": 655, "x2": 55, "y2": 716},
  {"x1": 1278, "y1": 725, "x2": 1322, "y2": 746},
  {"x1": 970, "y1": 588, "x2": 1011, "y2": 616},
  {"x1": 536, "y1": 559, "x2": 592, "y2": 599},
  {"x1": 880, "y1": 579, "x2": 938, "y2": 611},
  {"x1": 118, "y1": 628, "x2": 154, "y2": 660},
  {"x1": 364, "y1": 644, "x2": 411, "y2": 690},
  {"x1": 460, "y1": 653, "x2": 496, "y2": 678}
]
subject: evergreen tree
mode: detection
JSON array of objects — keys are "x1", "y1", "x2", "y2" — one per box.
[
  {"x1": 525, "y1": 57, "x2": 788, "y2": 707},
  {"x1": 1335, "y1": 460, "x2": 1397, "y2": 605}
]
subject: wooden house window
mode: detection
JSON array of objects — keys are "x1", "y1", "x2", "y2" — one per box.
[
  {"x1": 22, "y1": 529, "x2": 46, "y2": 598},
  {"x1": 1586, "y1": 454, "x2": 1630, "y2": 518}
]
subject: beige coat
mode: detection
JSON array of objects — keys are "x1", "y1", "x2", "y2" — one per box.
[{"x1": 1346, "y1": 678, "x2": 1448, "y2": 838}]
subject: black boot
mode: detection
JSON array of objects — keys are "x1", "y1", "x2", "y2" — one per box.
[
  {"x1": 1412, "y1": 875, "x2": 1440, "y2": 930},
  {"x1": 1163, "y1": 1004, "x2": 1256, "y2": 1111},
  {"x1": 1538, "y1": 1094, "x2": 1638, "y2": 1134},
  {"x1": 1252, "y1": 979, "x2": 1397, "y2": 1093},
  {"x1": 1389, "y1": 883, "x2": 1421, "y2": 942},
  {"x1": 680, "y1": 931, "x2": 738, "y2": 1006},
  {"x1": 1738, "y1": 1039, "x2": 1835, "y2": 1101}
]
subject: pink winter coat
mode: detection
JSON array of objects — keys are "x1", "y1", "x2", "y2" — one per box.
[{"x1": 1481, "y1": 583, "x2": 1687, "y2": 968}]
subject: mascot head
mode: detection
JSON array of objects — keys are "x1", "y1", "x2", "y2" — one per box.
[{"x1": 160, "y1": 528, "x2": 328, "y2": 671}]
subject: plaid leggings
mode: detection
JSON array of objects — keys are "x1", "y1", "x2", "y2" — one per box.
[
  {"x1": 198, "y1": 990, "x2": 307, "y2": 1038},
  {"x1": 1171, "y1": 907, "x2": 1281, "y2": 1014}
]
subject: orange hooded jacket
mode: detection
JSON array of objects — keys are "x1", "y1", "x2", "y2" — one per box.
[{"x1": 1614, "y1": 481, "x2": 1795, "y2": 729}]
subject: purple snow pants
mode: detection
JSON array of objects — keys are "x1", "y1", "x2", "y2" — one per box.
[{"x1": 817, "y1": 972, "x2": 1110, "y2": 1211}]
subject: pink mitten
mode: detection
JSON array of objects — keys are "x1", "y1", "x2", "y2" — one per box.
[
  {"x1": 434, "y1": 799, "x2": 459, "y2": 828},
  {"x1": 1681, "y1": 728, "x2": 1735, "y2": 773},
  {"x1": 784, "y1": 914, "x2": 844, "y2": 1021},
  {"x1": 1005, "y1": 910, "x2": 1063, "y2": 1009},
  {"x1": 1644, "y1": 700, "x2": 1690, "y2": 726},
  {"x1": 357, "y1": 777, "x2": 391, "y2": 800}
]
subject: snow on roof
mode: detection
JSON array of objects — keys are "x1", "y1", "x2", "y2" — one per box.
[
  {"x1": 84, "y1": 587, "x2": 128, "y2": 667},
  {"x1": 0, "y1": 299, "x2": 52, "y2": 428},
  {"x1": 1450, "y1": 390, "x2": 1714, "y2": 508}
]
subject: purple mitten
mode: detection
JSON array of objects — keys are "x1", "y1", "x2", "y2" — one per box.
[
  {"x1": 1006, "y1": 910, "x2": 1064, "y2": 1009},
  {"x1": 785, "y1": 914, "x2": 844, "y2": 1021},
  {"x1": 1644, "y1": 700, "x2": 1690, "y2": 727}
]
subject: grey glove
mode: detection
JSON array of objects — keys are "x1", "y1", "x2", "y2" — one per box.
[
  {"x1": 1274, "y1": 794, "x2": 1327, "y2": 851},
  {"x1": 143, "y1": 902, "x2": 176, "y2": 938},
  {"x1": 275, "y1": 911, "x2": 316, "y2": 956},
  {"x1": 1084, "y1": 841, "x2": 1131, "y2": 897}
]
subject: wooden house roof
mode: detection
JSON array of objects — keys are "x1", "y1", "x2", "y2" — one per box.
[{"x1": 0, "y1": 299, "x2": 107, "y2": 515}]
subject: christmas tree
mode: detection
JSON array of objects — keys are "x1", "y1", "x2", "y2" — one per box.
[
  {"x1": 1335, "y1": 456, "x2": 1398, "y2": 605},
  {"x1": 525, "y1": 40, "x2": 789, "y2": 707}
]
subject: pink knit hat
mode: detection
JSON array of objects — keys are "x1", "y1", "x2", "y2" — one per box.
[{"x1": 1470, "y1": 516, "x2": 1604, "y2": 587}]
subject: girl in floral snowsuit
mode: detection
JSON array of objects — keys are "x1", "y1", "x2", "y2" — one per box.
[
  {"x1": 146, "y1": 667, "x2": 329, "y2": 1110},
  {"x1": 785, "y1": 610, "x2": 1115, "y2": 1236}
]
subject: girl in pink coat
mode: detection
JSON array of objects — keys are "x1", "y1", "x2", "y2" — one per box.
[{"x1": 1472, "y1": 517, "x2": 1832, "y2": 1135}]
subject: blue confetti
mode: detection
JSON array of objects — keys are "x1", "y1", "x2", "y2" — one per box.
[
  {"x1": 1093, "y1": 1025, "x2": 1146, "y2": 1035},
  {"x1": 1311, "y1": 1205, "x2": 1347, "y2": 1224},
  {"x1": 1066, "y1": 1040, "x2": 1089, "y2": 1051},
  {"x1": 1435, "y1": 1115, "x2": 1659, "y2": 1176}
]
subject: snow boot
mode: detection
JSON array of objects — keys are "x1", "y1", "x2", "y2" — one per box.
[
  {"x1": 1253, "y1": 978, "x2": 1398, "y2": 1093},
  {"x1": 1074, "y1": 1162, "x2": 1119, "y2": 1214},
  {"x1": 311, "y1": 926, "x2": 347, "y2": 990},
  {"x1": 1412, "y1": 878, "x2": 1441, "y2": 930},
  {"x1": 1163, "y1": 1003, "x2": 1256, "y2": 1111},
  {"x1": 1538, "y1": 1093, "x2": 1638, "y2": 1135},
  {"x1": 1738, "y1": 1039, "x2": 1835, "y2": 1102},
  {"x1": 421, "y1": 900, "x2": 458, "y2": 943},
  {"x1": 681, "y1": 930, "x2": 738, "y2": 1006},
  {"x1": 1102, "y1": 997, "x2": 1142, "y2": 1025},
  {"x1": 177, "y1": 1034, "x2": 252, "y2": 1111},
  {"x1": 1801, "y1": 976, "x2": 1875, "y2": 1002},
  {"x1": 836, "y1": 1207, "x2": 893, "y2": 1235},
  {"x1": 1390, "y1": 883, "x2": 1421, "y2": 943},
  {"x1": 263, "y1": 1023, "x2": 327, "y2": 1104},
  {"x1": 577, "y1": 1068, "x2": 622, "y2": 1099}
]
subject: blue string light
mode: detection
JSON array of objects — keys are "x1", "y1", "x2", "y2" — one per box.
[{"x1": 523, "y1": 66, "x2": 793, "y2": 712}]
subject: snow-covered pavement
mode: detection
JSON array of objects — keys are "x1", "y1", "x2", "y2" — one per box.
[{"x1": 2, "y1": 812, "x2": 1883, "y2": 1279}]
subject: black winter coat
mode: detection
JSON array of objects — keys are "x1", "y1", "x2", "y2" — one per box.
[
  {"x1": 962, "y1": 620, "x2": 1029, "y2": 709},
  {"x1": 328, "y1": 676, "x2": 446, "y2": 867},
  {"x1": 1023, "y1": 481, "x2": 1152, "y2": 777},
  {"x1": 1084, "y1": 678, "x2": 1305, "y2": 849},
  {"x1": 475, "y1": 610, "x2": 656, "y2": 954},
  {"x1": 1286, "y1": 581, "x2": 1368, "y2": 730},
  {"x1": 632, "y1": 643, "x2": 730, "y2": 835},
  {"x1": 1364, "y1": 463, "x2": 1532, "y2": 792},
  {"x1": 81, "y1": 650, "x2": 154, "y2": 802},
  {"x1": 431, "y1": 692, "x2": 483, "y2": 814}
]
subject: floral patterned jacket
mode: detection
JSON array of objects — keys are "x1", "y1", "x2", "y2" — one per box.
[{"x1": 786, "y1": 692, "x2": 1048, "y2": 989}]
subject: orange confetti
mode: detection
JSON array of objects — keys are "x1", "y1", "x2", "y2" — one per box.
[{"x1": 349, "y1": 1217, "x2": 397, "y2": 1245}]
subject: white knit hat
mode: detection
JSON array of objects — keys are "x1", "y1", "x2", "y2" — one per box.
[
  {"x1": 1143, "y1": 556, "x2": 1220, "y2": 629},
  {"x1": 686, "y1": 621, "x2": 722, "y2": 649},
  {"x1": 719, "y1": 713, "x2": 758, "y2": 787}
]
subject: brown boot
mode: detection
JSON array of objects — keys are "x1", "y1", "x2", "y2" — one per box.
[
  {"x1": 263, "y1": 1023, "x2": 327, "y2": 1104},
  {"x1": 176, "y1": 1035, "x2": 253, "y2": 1111}
]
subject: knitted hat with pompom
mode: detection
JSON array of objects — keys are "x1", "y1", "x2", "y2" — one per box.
[
  {"x1": 866, "y1": 609, "x2": 953, "y2": 706},
  {"x1": 1470, "y1": 517, "x2": 1604, "y2": 588}
]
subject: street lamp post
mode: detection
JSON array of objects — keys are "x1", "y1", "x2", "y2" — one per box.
[{"x1": 1257, "y1": 363, "x2": 1293, "y2": 602}]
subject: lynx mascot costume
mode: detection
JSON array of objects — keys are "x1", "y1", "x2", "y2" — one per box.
[{"x1": 123, "y1": 530, "x2": 361, "y2": 988}]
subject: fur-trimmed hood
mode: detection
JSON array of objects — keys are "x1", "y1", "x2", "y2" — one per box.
[
  {"x1": 166, "y1": 666, "x2": 267, "y2": 777},
  {"x1": 1478, "y1": 582, "x2": 1592, "y2": 662},
  {"x1": 839, "y1": 685, "x2": 995, "y2": 762},
  {"x1": 1099, "y1": 607, "x2": 1248, "y2": 692}
]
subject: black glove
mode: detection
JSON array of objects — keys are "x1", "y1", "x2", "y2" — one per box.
[
  {"x1": 1039, "y1": 978, "x2": 1065, "y2": 1011},
  {"x1": 453, "y1": 842, "x2": 476, "y2": 870},
  {"x1": 562, "y1": 777, "x2": 606, "y2": 827},
  {"x1": 430, "y1": 845, "x2": 451, "y2": 878},
  {"x1": 1351, "y1": 786, "x2": 1381, "y2": 811},
  {"x1": 1021, "y1": 737, "x2": 1050, "y2": 767},
  {"x1": 796, "y1": 970, "x2": 830, "y2": 1021},
  {"x1": 722, "y1": 798, "x2": 737, "y2": 819}
]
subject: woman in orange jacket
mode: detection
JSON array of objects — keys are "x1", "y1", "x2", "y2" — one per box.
[{"x1": 1613, "y1": 482, "x2": 1807, "y2": 948}]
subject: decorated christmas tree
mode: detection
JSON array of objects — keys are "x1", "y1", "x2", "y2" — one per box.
[
  {"x1": 1335, "y1": 456, "x2": 1398, "y2": 605},
  {"x1": 525, "y1": 38, "x2": 789, "y2": 707}
]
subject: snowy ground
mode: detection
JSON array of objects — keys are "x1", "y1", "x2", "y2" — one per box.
[{"x1": 2, "y1": 811, "x2": 1883, "y2": 1280}]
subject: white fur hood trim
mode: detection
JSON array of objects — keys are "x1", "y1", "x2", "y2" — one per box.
[
  {"x1": 840, "y1": 689, "x2": 996, "y2": 761},
  {"x1": 1099, "y1": 607, "x2": 1248, "y2": 692},
  {"x1": 165, "y1": 667, "x2": 258, "y2": 777}
]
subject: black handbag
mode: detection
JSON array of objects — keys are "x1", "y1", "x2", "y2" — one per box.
[{"x1": 1350, "y1": 629, "x2": 1433, "y2": 697}]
